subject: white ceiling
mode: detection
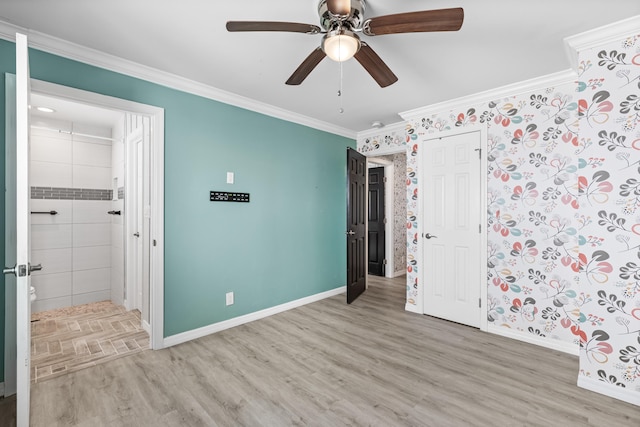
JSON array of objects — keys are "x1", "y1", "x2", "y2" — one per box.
[{"x1": 2, "y1": 0, "x2": 640, "y2": 134}]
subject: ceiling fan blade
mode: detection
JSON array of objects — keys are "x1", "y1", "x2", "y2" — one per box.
[
  {"x1": 353, "y1": 43, "x2": 398, "y2": 88},
  {"x1": 363, "y1": 8, "x2": 464, "y2": 36},
  {"x1": 226, "y1": 21, "x2": 321, "y2": 34},
  {"x1": 286, "y1": 48, "x2": 327, "y2": 85},
  {"x1": 327, "y1": 0, "x2": 351, "y2": 16}
]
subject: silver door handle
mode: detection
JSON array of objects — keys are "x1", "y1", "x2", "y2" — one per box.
[
  {"x1": 3, "y1": 264, "x2": 27, "y2": 277},
  {"x1": 133, "y1": 232, "x2": 140, "y2": 237},
  {"x1": 29, "y1": 263, "x2": 43, "y2": 274},
  {"x1": 345, "y1": 230, "x2": 355, "y2": 235},
  {"x1": 424, "y1": 233, "x2": 438, "y2": 239}
]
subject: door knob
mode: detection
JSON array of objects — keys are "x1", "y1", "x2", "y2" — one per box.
[
  {"x1": 29, "y1": 263, "x2": 43, "y2": 274},
  {"x1": 424, "y1": 233, "x2": 438, "y2": 239},
  {"x1": 3, "y1": 264, "x2": 27, "y2": 277},
  {"x1": 133, "y1": 232, "x2": 140, "y2": 237}
]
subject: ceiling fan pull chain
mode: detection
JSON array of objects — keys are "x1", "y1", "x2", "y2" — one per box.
[{"x1": 338, "y1": 38, "x2": 344, "y2": 114}]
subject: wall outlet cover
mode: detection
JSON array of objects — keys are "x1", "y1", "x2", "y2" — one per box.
[{"x1": 225, "y1": 291, "x2": 234, "y2": 306}]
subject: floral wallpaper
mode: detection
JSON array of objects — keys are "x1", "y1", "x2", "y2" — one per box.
[
  {"x1": 577, "y1": 34, "x2": 640, "y2": 396},
  {"x1": 405, "y1": 83, "x2": 584, "y2": 348},
  {"x1": 357, "y1": 26, "x2": 640, "y2": 406}
]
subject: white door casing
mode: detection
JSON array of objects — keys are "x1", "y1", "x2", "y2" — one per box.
[
  {"x1": 27, "y1": 79, "x2": 165, "y2": 350},
  {"x1": 420, "y1": 127, "x2": 487, "y2": 329}
]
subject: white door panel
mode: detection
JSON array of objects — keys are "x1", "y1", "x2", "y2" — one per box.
[
  {"x1": 422, "y1": 131, "x2": 482, "y2": 328},
  {"x1": 16, "y1": 32, "x2": 32, "y2": 427}
]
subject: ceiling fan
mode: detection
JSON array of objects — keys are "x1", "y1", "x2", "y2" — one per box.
[{"x1": 226, "y1": 0, "x2": 464, "y2": 88}]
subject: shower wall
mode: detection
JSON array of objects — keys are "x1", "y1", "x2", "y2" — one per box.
[{"x1": 30, "y1": 117, "x2": 117, "y2": 313}]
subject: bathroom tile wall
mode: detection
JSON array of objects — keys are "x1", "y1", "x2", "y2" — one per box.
[{"x1": 30, "y1": 119, "x2": 115, "y2": 313}]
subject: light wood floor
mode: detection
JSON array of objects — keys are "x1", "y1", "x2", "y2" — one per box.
[
  {"x1": 31, "y1": 301, "x2": 149, "y2": 383},
  {"x1": 10, "y1": 275, "x2": 637, "y2": 426}
]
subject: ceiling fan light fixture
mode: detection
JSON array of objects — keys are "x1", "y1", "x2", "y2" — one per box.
[{"x1": 322, "y1": 29, "x2": 360, "y2": 62}]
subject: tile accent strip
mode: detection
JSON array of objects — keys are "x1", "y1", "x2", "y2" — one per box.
[{"x1": 31, "y1": 186, "x2": 113, "y2": 201}]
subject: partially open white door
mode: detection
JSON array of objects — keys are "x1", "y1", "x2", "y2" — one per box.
[{"x1": 4, "y1": 32, "x2": 33, "y2": 427}]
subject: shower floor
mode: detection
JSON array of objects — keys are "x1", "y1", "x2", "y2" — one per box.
[{"x1": 30, "y1": 301, "x2": 149, "y2": 383}]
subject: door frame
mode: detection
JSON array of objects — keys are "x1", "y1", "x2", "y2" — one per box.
[
  {"x1": 366, "y1": 157, "x2": 395, "y2": 278},
  {"x1": 29, "y1": 79, "x2": 166, "y2": 349},
  {"x1": 417, "y1": 125, "x2": 488, "y2": 332}
]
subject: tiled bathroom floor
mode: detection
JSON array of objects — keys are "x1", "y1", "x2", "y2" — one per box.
[{"x1": 30, "y1": 301, "x2": 149, "y2": 383}]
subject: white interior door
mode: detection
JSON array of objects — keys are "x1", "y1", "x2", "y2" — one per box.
[
  {"x1": 125, "y1": 126, "x2": 143, "y2": 312},
  {"x1": 422, "y1": 130, "x2": 482, "y2": 328},
  {"x1": 3, "y1": 32, "x2": 33, "y2": 427}
]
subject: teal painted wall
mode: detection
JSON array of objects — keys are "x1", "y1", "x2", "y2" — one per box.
[{"x1": 0, "y1": 38, "x2": 353, "y2": 379}]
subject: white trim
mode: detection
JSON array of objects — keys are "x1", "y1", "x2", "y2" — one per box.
[
  {"x1": 393, "y1": 270, "x2": 405, "y2": 278},
  {"x1": 488, "y1": 324, "x2": 579, "y2": 356},
  {"x1": 0, "y1": 19, "x2": 356, "y2": 140},
  {"x1": 29, "y1": 79, "x2": 166, "y2": 351},
  {"x1": 141, "y1": 320, "x2": 151, "y2": 335},
  {"x1": 399, "y1": 70, "x2": 577, "y2": 121},
  {"x1": 164, "y1": 286, "x2": 346, "y2": 348},
  {"x1": 357, "y1": 121, "x2": 406, "y2": 141},
  {"x1": 479, "y1": 125, "x2": 489, "y2": 333},
  {"x1": 404, "y1": 303, "x2": 422, "y2": 314},
  {"x1": 564, "y1": 15, "x2": 640, "y2": 72},
  {"x1": 577, "y1": 375, "x2": 640, "y2": 407}
]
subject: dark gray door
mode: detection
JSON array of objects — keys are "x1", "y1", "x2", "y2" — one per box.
[
  {"x1": 368, "y1": 167, "x2": 385, "y2": 276},
  {"x1": 346, "y1": 148, "x2": 366, "y2": 303}
]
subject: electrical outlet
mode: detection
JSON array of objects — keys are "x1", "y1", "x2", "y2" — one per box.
[{"x1": 225, "y1": 291, "x2": 234, "y2": 306}]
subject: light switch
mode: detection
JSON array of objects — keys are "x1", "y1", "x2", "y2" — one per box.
[{"x1": 226, "y1": 172, "x2": 234, "y2": 184}]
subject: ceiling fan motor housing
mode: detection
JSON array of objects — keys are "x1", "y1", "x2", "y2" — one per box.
[{"x1": 318, "y1": 0, "x2": 366, "y2": 31}]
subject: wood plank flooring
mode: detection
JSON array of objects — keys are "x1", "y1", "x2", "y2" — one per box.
[
  {"x1": 31, "y1": 301, "x2": 149, "y2": 383},
  {"x1": 8, "y1": 275, "x2": 637, "y2": 426}
]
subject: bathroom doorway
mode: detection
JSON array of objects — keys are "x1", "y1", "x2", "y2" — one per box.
[{"x1": 4, "y1": 79, "x2": 165, "y2": 389}]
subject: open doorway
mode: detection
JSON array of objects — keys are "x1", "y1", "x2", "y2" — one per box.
[
  {"x1": 367, "y1": 153, "x2": 407, "y2": 279},
  {"x1": 4, "y1": 79, "x2": 164, "y2": 392}
]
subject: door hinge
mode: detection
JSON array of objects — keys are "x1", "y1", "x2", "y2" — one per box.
[
  {"x1": 383, "y1": 259, "x2": 388, "y2": 265},
  {"x1": 383, "y1": 217, "x2": 387, "y2": 225},
  {"x1": 383, "y1": 176, "x2": 388, "y2": 183},
  {"x1": 479, "y1": 224, "x2": 482, "y2": 233},
  {"x1": 153, "y1": 239, "x2": 157, "y2": 247},
  {"x1": 474, "y1": 148, "x2": 482, "y2": 159},
  {"x1": 479, "y1": 298, "x2": 482, "y2": 308}
]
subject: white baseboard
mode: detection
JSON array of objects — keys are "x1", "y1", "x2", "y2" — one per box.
[
  {"x1": 404, "y1": 303, "x2": 422, "y2": 314},
  {"x1": 141, "y1": 319, "x2": 151, "y2": 335},
  {"x1": 163, "y1": 286, "x2": 346, "y2": 348},
  {"x1": 488, "y1": 324, "x2": 579, "y2": 356},
  {"x1": 393, "y1": 270, "x2": 406, "y2": 278},
  {"x1": 578, "y1": 375, "x2": 640, "y2": 406}
]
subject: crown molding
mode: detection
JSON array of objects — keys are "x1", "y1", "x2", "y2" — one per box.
[
  {"x1": 356, "y1": 121, "x2": 406, "y2": 141},
  {"x1": 0, "y1": 20, "x2": 356, "y2": 140},
  {"x1": 564, "y1": 15, "x2": 640, "y2": 72},
  {"x1": 399, "y1": 69, "x2": 577, "y2": 121}
]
